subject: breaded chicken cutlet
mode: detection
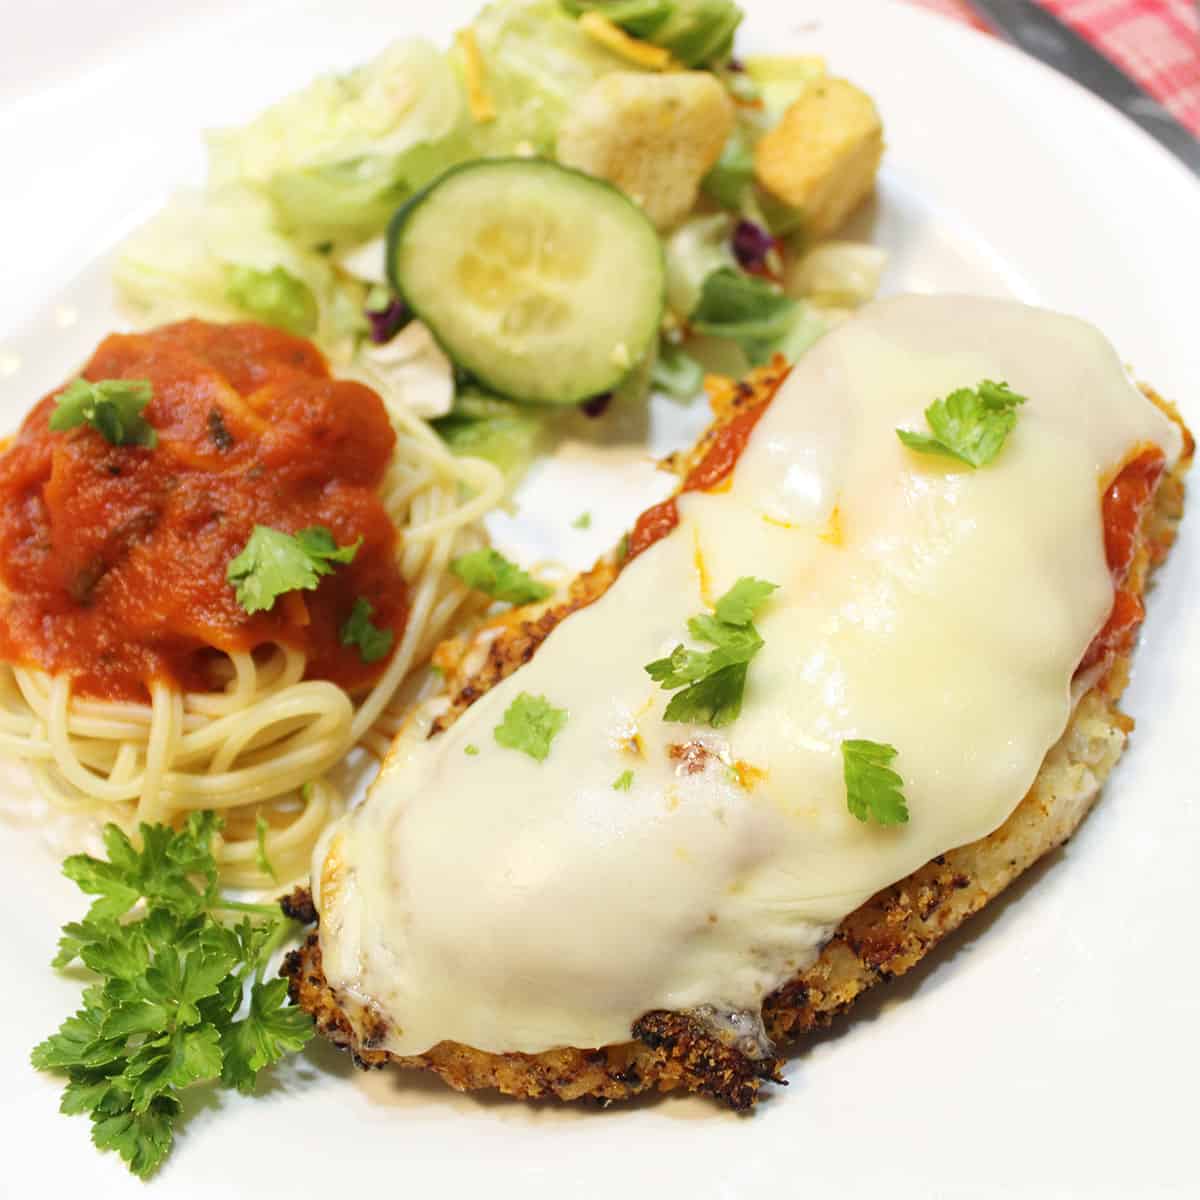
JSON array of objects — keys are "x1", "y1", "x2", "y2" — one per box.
[{"x1": 284, "y1": 358, "x2": 1191, "y2": 1111}]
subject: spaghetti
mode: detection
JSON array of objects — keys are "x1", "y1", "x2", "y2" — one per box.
[{"x1": 0, "y1": 322, "x2": 503, "y2": 886}]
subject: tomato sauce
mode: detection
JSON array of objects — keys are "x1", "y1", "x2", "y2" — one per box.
[
  {"x1": 0, "y1": 321, "x2": 406, "y2": 702},
  {"x1": 623, "y1": 376, "x2": 1167, "y2": 677},
  {"x1": 1076, "y1": 447, "x2": 1165, "y2": 675},
  {"x1": 627, "y1": 400, "x2": 772, "y2": 562}
]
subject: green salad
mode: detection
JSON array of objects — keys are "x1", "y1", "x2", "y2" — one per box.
[{"x1": 115, "y1": 0, "x2": 887, "y2": 486}]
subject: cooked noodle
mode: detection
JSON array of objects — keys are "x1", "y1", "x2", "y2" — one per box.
[{"x1": 0, "y1": 393, "x2": 504, "y2": 889}]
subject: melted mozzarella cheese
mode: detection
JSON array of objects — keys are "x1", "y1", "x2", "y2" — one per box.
[{"x1": 314, "y1": 295, "x2": 1182, "y2": 1057}]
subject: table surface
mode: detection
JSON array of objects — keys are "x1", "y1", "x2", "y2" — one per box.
[{"x1": 909, "y1": 0, "x2": 1200, "y2": 131}]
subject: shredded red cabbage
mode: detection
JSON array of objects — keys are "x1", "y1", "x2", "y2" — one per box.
[
  {"x1": 580, "y1": 393, "x2": 612, "y2": 418},
  {"x1": 732, "y1": 220, "x2": 777, "y2": 275},
  {"x1": 366, "y1": 297, "x2": 410, "y2": 344}
]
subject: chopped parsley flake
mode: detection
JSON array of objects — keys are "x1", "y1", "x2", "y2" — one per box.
[
  {"x1": 451, "y1": 548, "x2": 551, "y2": 606},
  {"x1": 464, "y1": 743, "x2": 480, "y2": 756},
  {"x1": 339, "y1": 597, "x2": 394, "y2": 664},
  {"x1": 493, "y1": 693, "x2": 567, "y2": 762},
  {"x1": 645, "y1": 576, "x2": 777, "y2": 728},
  {"x1": 254, "y1": 814, "x2": 277, "y2": 882},
  {"x1": 612, "y1": 769, "x2": 634, "y2": 791},
  {"x1": 572, "y1": 512, "x2": 592, "y2": 530},
  {"x1": 896, "y1": 379, "x2": 1026, "y2": 469},
  {"x1": 49, "y1": 378, "x2": 157, "y2": 448},
  {"x1": 842, "y1": 739, "x2": 910, "y2": 826},
  {"x1": 226, "y1": 525, "x2": 361, "y2": 615},
  {"x1": 713, "y1": 577, "x2": 778, "y2": 625}
]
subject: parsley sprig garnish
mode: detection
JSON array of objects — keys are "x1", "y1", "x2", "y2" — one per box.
[
  {"x1": 896, "y1": 379, "x2": 1027, "y2": 468},
  {"x1": 451, "y1": 548, "x2": 552, "y2": 606},
  {"x1": 842, "y1": 739, "x2": 910, "y2": 826},
  {"x1": 227, "y1": 525, "x2": 361, "y2": 615},
  {"x1": 645, "y1": 577, "x2": 777, "y2": 728},
  {"x1": 49, "y1": 378, "x2": 157, "y2": 448},
  {"x1": 31, "y1": 813, "x2": 313, "y2": 1179}
]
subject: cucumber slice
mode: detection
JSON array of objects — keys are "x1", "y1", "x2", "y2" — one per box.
[{"x1": 387, "y1": 159, "x2": 664, "y2": 406}]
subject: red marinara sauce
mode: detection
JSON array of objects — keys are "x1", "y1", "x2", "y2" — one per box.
[
  {"x1": 627, "y1": 402, "x2": 772, "y2": 560},
  {"x1": 1076, "y1": 447, "x2": 1166, "y2": 675},
  {"x1": 0, "y1": 320, "x2": 406, "y2": 702},
  {"x1": 623, "y1": 371, "x2": 1167, "y2": 676}
]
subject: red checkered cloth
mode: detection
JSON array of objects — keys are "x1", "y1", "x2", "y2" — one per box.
[{"x1": 905, "y1": 0, "x2": 1200, "y2": 133}]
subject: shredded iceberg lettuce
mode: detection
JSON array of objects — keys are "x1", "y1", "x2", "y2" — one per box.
[
  {"x1": 689, "y1": 267, "x2": 828, "y2": 367},
  {"x1": 224, "y1": 265, "x2": 319, "y2": 337},
  {"x1": 348, "y1": 321, "x2": 456, "y2": 421},
  {"x1": 563, "y1": 1, "x2": 743, "y2": 67},
  {"x1": 467, "y1": 0, "x2": 637, "y2": 155},
  {"x1": 268, "y1": 144, "x2": 460, "y2": 247},
  {"x1": 744, "y1": 54, "x2": 825, "y2": 124},
  {"x1": 208, "y1": 40, "x2": 466, "y2": 184},
  {"x1": 651, "y1": 340, "x2": 705, "y2": 399},
  {"x1": 113, "y1": 185, "x2": 364, "y2": 353},
  {"x1": 787, "y1": 241, "x2": 888, "y2": 308},
  {"x1": 702, "y1": 127, "x2": 755, "y2": 211},
  {"x1": 110, "y1": 0, "x2": 875, "y2": 475},
  {"x1": 433, "y1": 387, "x2": 547, "y2": 486},
  {"x1": 206, "y1": 39, "x2": 470, "y2": 248},
  {"x1": 664, "y1": 214, "x2": 738, "y2": 321}
]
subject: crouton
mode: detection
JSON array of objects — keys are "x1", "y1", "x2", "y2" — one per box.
[
  {"x1": 754, "y1": 77, "x2": 884, "y2": 241},
  {"x1": 556, "y1": 71, "x2": 735, "y2": 231}
]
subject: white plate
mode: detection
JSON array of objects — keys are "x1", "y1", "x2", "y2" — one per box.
[{"x1": 2, "y1": 1, "x2": 1198, "y2": 1196}]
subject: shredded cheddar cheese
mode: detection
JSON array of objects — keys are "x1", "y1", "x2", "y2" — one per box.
[
  {"x1": 692, "y1": 530, "x2": 714, "y2": 606},
  {"x1": 455, "y1": 28, "x2": 496, "y2": 123},
  {"x1": 732, "y1": 760, "x2": 767, "y2": 791},
  {"x1": 578, "y1": 12, "x2": 677, "y2": 72},
  {"x1": 762, "y1": 514, "x2": 795, "y2": 531},
  {"x1": 819, "y1": 505, "x2": 844, "y2": 546}
]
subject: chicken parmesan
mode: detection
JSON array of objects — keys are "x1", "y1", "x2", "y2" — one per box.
[{"x1": 287, "y1": 295, "x2": 1190, "y2": 1105}]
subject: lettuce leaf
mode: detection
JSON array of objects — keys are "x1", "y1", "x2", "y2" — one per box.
[
  {"x1": 345, "y1": 321, "x2": 455, "y2": 420},
  {"x1": 651, "y1": 340, "x2": 705, "y2": 399},
  {"x1": 640, "y1": 0, "x2": 742, "y2": 67},
  {"x1": 267, "y1": 144, "x2": 461, "y2": 247},
  {"x1": 561, "y1": 0, "x2": 674, "y2": 37},
  {"x1": 690, "y1": 267, "x2": 826, "y2": 366},
  {"x1": 744, "y1": 54, "x2": 826, "y2": 123},
  {"x1": 113, "y1": 185, "x2": 365, "y2": 357},
  {"x1": 205, "y1": 40, "x2": 469, "y2": 249},
  {"x1": 224, "y1": 266, "x2": 318, "y2": 337},
  {"x1": 704, "y1": 56, "x2": 827, "y2": 226},
  {"x1": 702, "y1": 126, "x2": 755, "y2": 211},
  {"x1": 208, "y1": 39, "x2": 466, "y2": 185},
  {"x1": 564, "y1": 1, "x2": 743, "y2": 67},
  {"x1": 787, "y1": 241, "x2": 888, "y2": 308},
  {"x1": 664, "y1": 214, "x2": 738, "y2": 320},
  {"x1": 433, "y1": 387, "x2": 546, "y2": 486},
  {"x1": 689, "y1": 268, "x2": 794, "y2": 362},
  {"x1": 764, "y1": 301, "x2": 827, "y2": 364},
  {"x1": 469, "y1": 0, "x2": 643, "y2": 156}
]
